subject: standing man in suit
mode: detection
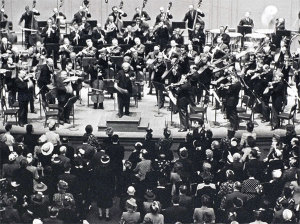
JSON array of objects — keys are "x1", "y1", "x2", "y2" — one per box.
[
  {"x1": 224, "y1": 74, "x2": 241, "y2": 131},
  {"x1": 114, "y1": 62, "x2": 133, "y2": 118},
  {"x1": 239, "y1": 11, "x2": 254, "y2": 28},
  {"x1": 38, "y1": 58, "x2": 55, "y2": 104},
  {"x1": 19, "y1": 5, "x2": 40, "y2": 49},
  {"x1": 183, "y1": 4, "x2": 205, "y2": 40},
  {"x1": 173, "y1": 74, "x2": 196, "y2": 132},
  {"x1": 163, "y1": 196, "x2": 189, "y2": 223},
  {"x1": 72, "y1": 6, "x2": 91, "y2": 25},
  {"x1": 41, "y1": 19, "x2": 60, "y2": 69},
  {"x1": 15, "y1": 70, "x2": 33, "y2": 126},
  {"x1": 268, "y1": 73, "x2": 285, "y2": 130}
]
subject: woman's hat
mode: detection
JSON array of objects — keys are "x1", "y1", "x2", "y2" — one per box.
[
  {"x1": 8, "y1": 152, "x2": 18, "y2": 161},
  {"x1": 144, "y1": 191, "x2": 156, "y2": 201},
  {"x1": 58, "y1": 180, "x2": 68, "y2": 190},
  {"x1": 48, "y1": 120, "x2": 56, "y2": 129},
  {"x1": 126, "y1": 198, "x2": 137, "y2": 208},
  {"x1": 127, "y1": 186, "x2": 136, "y2": 195},
  {"x1": 10, "y1": 181, "x2": 20, "y2": 188},
  {"x1": 38, "y1": 134, "x2": 47, "y2": 144},
  {"x1": 34, "y1": 182, "x2": 48, "y2": 192},
  {"x1": 31, "y1": 194, "x2": 44, "y2": 204},
  {"x1": 100, "y1": 155, "x2": 110, "y2": 166},
  {"x1": 41, "y1": 142, "x2": 54, "y2": 156}
]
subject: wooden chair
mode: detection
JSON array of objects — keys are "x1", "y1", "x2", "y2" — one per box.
[
  {"x1": 237, "y1": 95, "x2": 250, "y2": 113},
  {"x1": 3, "y1": 102, "x2": 19, "y2": 125},
  {"x1": 190, "y1": 104, "x2": 208, "y2": 122},
  {"x1": 45, "y1": 92, "x2": 59, "y2": 111},
  {"x1": 41, "y1": 101, "x2": 59, "y2": 127},
  {"x1": 278, "y1": 104, "x2": 297, "y2": 127},
  {"x1": 238, "y1": 106, "x2": 254, "y2": 126},
  {"x1": 189, "y1": 113, "x2": 204, "y2": 129}
]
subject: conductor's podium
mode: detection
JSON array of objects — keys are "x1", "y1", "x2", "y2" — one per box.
[{"x1": 98, "y1": 112, "x2": 149, "y2": 132}]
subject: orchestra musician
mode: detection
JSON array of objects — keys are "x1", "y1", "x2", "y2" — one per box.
[
  {"x1": 123, "y1": 26, "x2": 135, "y2": 45},
  {"x1": 213, "y1": 26, "x2": 230, "y2": 47},
  {"x1": 0, "y1": 8, "x2": 8, "y2": 22},
  {"x1": 97, "y1": 48, "x2": 113, "y2": 78},
  {"x1": 132, "y1": 6, "x2": 151, "y2": 21},
  {"x1": 187, "y1": 44, "x2": 198, "y2": 61},
  {"x1": 104, "y1": 15, "x2": 118, "y2": 44},
  {"x1": 91, "y1": 23, "x2": 106, "y2": 47},
  {"x1": 107, "y1": 38, "x2": 122, "y2": 56},
  {"x1": 264, "y1": 72, "x2": 285, "y2": 130},
  {"x1": 133, "y1": 37, "x2": 145, "y2": 57},
  {"x1": 239, "y1": 11, "x2": 254, "y2": 28},
  {"x1": 151, "y1": 52, "x2": 167, "y2": 108},
  {"x1": 114, "y1": 62, "x2": 133, "y2": 118},
  {"x1": 69, "y1": 23, "x2": 83, "y2": 46},
  {"x1": 170, "y1": 74, "x2": 196, "y2": 132},
  {"x1": 72, "y1": 5, "x2": 91, "y2": 24},
  {"x1": 166, "y1": 40, "x2": 180, "y2": 60},
  {"x1": 41, "y1": 19, "x2": 60, "y2": 69},
  {"x1": 146, "y1": 45, "x2": 160, "y2": 94},
  {"x1": 80, "y1": 17, "x2": 92, "y2": 43},
  {"x1": 65, "y1": 60, "x2": 83, "y2": 99},
  {"x1": 153, "y1": 21, "x2": 170, "y2": 50},
  {"x1": 15, "y1": 69, "x2": 34, "y2": 127},
  {"x1": 211, "y1": 36, "x2": 229, "y2": 60},
  {"x1": 109, "y1": 5, "x2": 127, "y2": 25},
  {"x1": 170, "y1": 28, "x2": 184, "y2": 45},
  {"x1": 18, "y1": 5, "x2": 40, "y2": 49},
  {"x1": 183, "y1": 4, "x2": 205, "y2": 40},
  {"x1": 77, "y1": 39, "x2": 96, "y2": 58},
  {"x1": 3, "y1": 57, "x2": 17, "y2": 108},
  {"x1": 144, "y1": 26, "x2": 156, "y2": 44},
  {"x1": 59, "y1": 37, "x2": 74, "y2": 70},
  {"x1": 132, "y1": 17, "x2": 149, "y2": 41},
  {"x1": 29, "y1": 40, "x2": 46, "y2": 67},
  {"x1": 155, "y1": 7, "x2": 173, "y2": 26},
  {"x1": 21, "y1": 61, "x2": 36, "y2": 114},
  {"x1": 90, "y1": 64, "x2": 105, "y2": 110},
  {"x1": 51, "y1": 7, "x2": 66, "y2": 27},
  {"x1": 55, "y1": 70, "x2": 76, "y2": 124},
  {"x1": 194, "y1": 54, "x2": 213, "y2": 104},
  {"x1": 37, "y1": 58, "x2": 55, "y2": 104},
  {"x1": 0, "y1": 37, "x2": 12, "y2": 64},
  {"x1": 223, "y1": 73, "x2": 241, "y2": 131},
  {"x1": 190, "y1": 23, "x2": 206, "y2": 53}
]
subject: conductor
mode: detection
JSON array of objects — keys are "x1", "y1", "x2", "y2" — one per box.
[{"x1": 114, "y1": 62, "x2": 133, "y2": 118}]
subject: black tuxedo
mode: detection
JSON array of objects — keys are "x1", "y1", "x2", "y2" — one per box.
[
  {"x1": 191, "y1": 30, "x2": 206, "y2": 52},
  {"x1": 116, "y1": 70, "x2": 133, "y2": 116},
  {"x1": 72, "y1": 11, "x2": 91, "y2": 24},
  {"x1": 0, "y1": 42, "x2": 12, "y2": 54},
  {"x1": 133, "y1": 11, "x2": 151, "y2": 21},
  {"x1": 271, "y1": 81, "x2": 285, "y2": 128},
  {"x1": 170, "y1": 34, "x2": 184, "y2": 45},
  {"x1": 91, "y1": 28, "x2": 106, "y2": 46},
  {"x1": 176, "y1": 82, "x2": 196, "y2": 129},
  {"x1": 183, "y1": 10, "x2": 205, "y2": 29},
  {"x1": 239, "y1": 18, "x2": 254, "y2": 27},
  {"x1": 226, "y1": 82, "x2": 241, "y2": 130},
  {"x1": 15, "y1": 78, "x2": 31, "y2": 125}
]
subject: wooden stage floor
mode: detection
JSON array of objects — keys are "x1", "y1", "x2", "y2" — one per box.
[{"x1": 1, "y1": 83, "x2": 300, "y2": 139}]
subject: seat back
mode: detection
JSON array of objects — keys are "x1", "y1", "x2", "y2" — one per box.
[{"x1": 289, "y1": 104, "x2": 297, "y2": 119}]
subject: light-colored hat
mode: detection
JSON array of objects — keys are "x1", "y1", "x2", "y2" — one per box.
[
  {"x1": 282, "y1": 209, "x2": 293, "y2": 221},
  {"x1": 127, "y1": 186, "x2": 136, "y2": 195},
  {"x1": 41, "y1": 142, "x2": 54, "y2": 156},
  {"x1": 39, "y1": 134, "x2": 47, "y2": 143},
  {"x1": 34, "y1": 182, "x2": 48, "y2": 192},
  {"x1": 48, "y1": 120, "x2": 56, "y2": 129},
  {"x1": 126, "y1": 198, "x2": 137, "y2": 208},
  {"x1": 272, "y1": 169, "x2": 282, "y2": 179},
  {"x1": 8, "y1": 152, "x2": 18, "y2": 161}
]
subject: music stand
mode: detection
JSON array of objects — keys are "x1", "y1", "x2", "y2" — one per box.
[
  {"x1": 110, "y1": 56, "x2": 123, "y2": 72},
  {"x1": 37, "y1": 21, "x2": 47, "y2": 29},
  {"x1": 88, "y1": 20, "x2": 97, "y2": 29},
  {"x1": 172, "y1": 22, "x2": 186, "y2": 30},
  {"x1": 237, "y1": 25, "x2": 252, "y2": 36},
  {"x1": 276, "y1": 30, "x2": 291, "y2": 38},
  {"x1": 123, "y1": 20, "x2": 134, "y2": 28},
  {"x1": 152, "y1": 81, "x2": 166, "y2": 117},
  {"x1": 210, "y1": 89, "x2": 221, "y2": 127}
]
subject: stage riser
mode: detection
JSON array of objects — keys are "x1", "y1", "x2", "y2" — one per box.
[{"x1": 99, "y1": 122, "x2": 147, "y2": 132}]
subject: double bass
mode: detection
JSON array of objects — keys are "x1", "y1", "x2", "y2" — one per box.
[
  {"x1": 116, "y1": 0, "x2": 124, "y2": 36},
  {"x1": 28, "y1": 0, "x2": 42, "y2": 46}
]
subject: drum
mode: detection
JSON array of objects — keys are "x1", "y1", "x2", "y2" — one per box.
[
  {"x1": 228, "y1": 32, "x2": 242, "y2": 44},
  {"x1": 245, "y1": 33, "x2": 266, "y2": 47},
  {"x1": 255, "y1": 29, "x2": 274, "y2": 35}
]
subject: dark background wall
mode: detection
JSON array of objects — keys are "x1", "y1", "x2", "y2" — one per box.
[{"x1": 5, "y1": 0, "x2": 300, "y2": 31}]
